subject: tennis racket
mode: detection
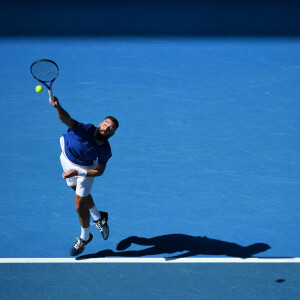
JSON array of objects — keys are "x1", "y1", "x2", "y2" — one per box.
[{"x1": 30, "y1": 59, "x2": 59, "y2": 100}]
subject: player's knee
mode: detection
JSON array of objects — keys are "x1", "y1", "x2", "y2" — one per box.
[{"x1": 74, "y1": 195, "x2": 87, "y2": 211}]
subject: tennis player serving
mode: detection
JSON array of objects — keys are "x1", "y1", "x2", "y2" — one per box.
[{"x1": 49, "y1": 95, "x2": 119, "y2": 256}]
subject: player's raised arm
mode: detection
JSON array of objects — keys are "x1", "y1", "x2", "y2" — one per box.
[{"x1": 49, "y1": 95, "x2": 76, "y2": 129}]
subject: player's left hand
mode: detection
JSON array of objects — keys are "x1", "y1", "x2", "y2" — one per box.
[{"x1": 62, "y1": 169, "x2": 78, "y2": 179}]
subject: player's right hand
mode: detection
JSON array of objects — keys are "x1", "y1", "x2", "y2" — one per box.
[{"x1": 49, "y1": 95, "x2": 60, "y2": 108}]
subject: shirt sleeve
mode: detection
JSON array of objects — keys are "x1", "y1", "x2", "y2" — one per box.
[
  {"x1": 69, "y1": 121, "x2": 96, "y2": 139},
  {"x1": 97, "y1": 143, "x2": 112, "y2": 166}
]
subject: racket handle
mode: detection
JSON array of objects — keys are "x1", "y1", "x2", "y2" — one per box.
[{"x1": 48, "y1": 89, "x2": 54, "y2": 100}]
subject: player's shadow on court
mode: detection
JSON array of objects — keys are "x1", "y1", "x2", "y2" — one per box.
[{"x1": 76, "y1": 234, "x2": 271, "y2": 260}]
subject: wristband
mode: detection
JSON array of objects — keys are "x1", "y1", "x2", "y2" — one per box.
[{"x1": 78, "y1": 169, "x2": 87, "y2": 177}]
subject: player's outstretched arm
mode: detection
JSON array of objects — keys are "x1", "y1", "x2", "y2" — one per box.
[{"x1": 49, "y1": 95, "x2": 76, "y2": 129}]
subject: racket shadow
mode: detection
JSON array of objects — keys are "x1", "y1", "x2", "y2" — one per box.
[{"x1": 76, "y1": 234, "x2": 271, "y2": 261}]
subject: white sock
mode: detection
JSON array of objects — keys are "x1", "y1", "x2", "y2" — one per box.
[
  {"x1": 80, "y1": 227, "x2": 90, "y2": 241},
  {"x1": 89, "y1": 205, "x2": 101, "y2": 221}
]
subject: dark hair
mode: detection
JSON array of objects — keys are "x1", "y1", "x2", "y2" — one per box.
[{"x1": 105, "y1": 116, "x2": 119, "y2": 129}]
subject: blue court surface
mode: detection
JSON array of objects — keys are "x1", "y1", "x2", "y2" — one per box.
[{"x1": 0, "y1": 37, "x2": 299, "y2": 298}]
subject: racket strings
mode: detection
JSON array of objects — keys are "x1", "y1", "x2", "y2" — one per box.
[{"x1": 31, "y1": 61, "x2": 58, "y2": 82}]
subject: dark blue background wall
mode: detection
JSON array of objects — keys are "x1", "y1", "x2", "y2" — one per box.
[{"x1": 1, "y1": 0, "x2": 300, "y2": 36}]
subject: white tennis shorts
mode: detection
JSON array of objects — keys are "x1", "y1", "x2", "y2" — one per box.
[{"x1": 60, "y1": 136, "x2": 97, "y2": 197}]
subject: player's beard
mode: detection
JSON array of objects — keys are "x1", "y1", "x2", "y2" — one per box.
[{"x1": 95, "y1": 127, "x2": 109, "y2": 144}]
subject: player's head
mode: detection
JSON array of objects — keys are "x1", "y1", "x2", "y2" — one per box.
[
  {"x1": 96, "y1": 116, "x2": 119, "y2": 143},
  {"x1": 105, "y1": 116, "x2": 119, "y2": 132}
]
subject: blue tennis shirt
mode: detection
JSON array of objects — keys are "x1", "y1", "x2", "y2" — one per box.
[{"x1": 63, "y1": 121, "x2": 112, "y2": 166}]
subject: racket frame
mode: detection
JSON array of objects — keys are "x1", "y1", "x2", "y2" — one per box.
[{"x1": 30, "y1": 59, "x2": 59, "y2": 100}]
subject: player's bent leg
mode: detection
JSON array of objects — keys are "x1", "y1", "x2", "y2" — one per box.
[
  {"x1": 85, "y1": 194, "x2": 109, "y2": 241},
  {"x1": 86, "y1": 193, "x2": 95, "y2": 209}
]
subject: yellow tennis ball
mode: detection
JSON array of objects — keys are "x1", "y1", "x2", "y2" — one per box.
[{"x1": 35, "y1": 85, "x2": 43, "y2": 93}]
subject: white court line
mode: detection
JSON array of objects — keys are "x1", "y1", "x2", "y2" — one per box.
[{"x1": 0, "y1": 258, "x2": 299, "y2": 263}]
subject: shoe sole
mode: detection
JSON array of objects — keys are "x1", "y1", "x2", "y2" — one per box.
[
  {"x1": 101, "y1": 224, "x2": 109, "y2": 240},
  {"x1": 99, "y1": 211, "x2": 109, "y2": 240}
]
